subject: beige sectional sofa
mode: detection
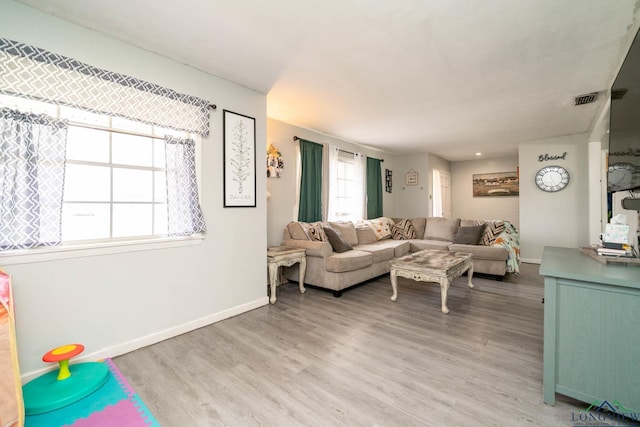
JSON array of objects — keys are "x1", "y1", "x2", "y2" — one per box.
[{"x1": 281, "y1": 217, "x2": 519, "y2": 297}]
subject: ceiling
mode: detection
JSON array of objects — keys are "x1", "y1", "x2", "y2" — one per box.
[{"x1": 17, "y1": 0, "x2": 640, "y2": 160}]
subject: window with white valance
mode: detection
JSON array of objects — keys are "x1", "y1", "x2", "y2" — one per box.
[
  {"x1": 0, "y1": 38, "x2": 210, "y2": 136},
  {"x1": 0, "y1": 39, "x2": 209, "y2": 257}
]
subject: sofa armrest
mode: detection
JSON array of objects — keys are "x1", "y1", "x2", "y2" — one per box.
[{"x1": 281, "y1": 239, "x2": 333, "y2": 258}]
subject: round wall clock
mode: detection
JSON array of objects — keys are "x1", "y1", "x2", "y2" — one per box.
[
  {"x1": 607, "y1": 162, "x2": 635, "y2": 192},
  {"x1": 535, "y1": 165, "x2": 570, "y2": 192}
]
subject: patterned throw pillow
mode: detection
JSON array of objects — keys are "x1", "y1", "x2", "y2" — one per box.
[
  {"x1": 299, "y1": 221, "x2": 328, "y2": 242},
  {"x1": 366, "y1": 218, "x2": 392, "y2": 240},
  {"x1": 479, "y1": 221, "x2": 505, "y2": 246},
  {"x1": 392, "y1": 219, "x2": 417, "y2": 240}
]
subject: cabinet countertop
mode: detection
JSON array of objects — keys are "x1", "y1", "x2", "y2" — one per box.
[{"x1": 539, "y1": 246, "x2": 640, "y2": 289}]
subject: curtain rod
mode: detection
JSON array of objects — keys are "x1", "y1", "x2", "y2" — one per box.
[{"x1": 293, "y1": 136, "x2": 384, "y2": 162}]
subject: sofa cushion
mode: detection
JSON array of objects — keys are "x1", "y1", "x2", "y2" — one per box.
[
  {"x1": 409, "y1": 217, "x2": 426, "y2": 239},
  {"x1": 479, "y1": 221, "x2": 505, "y2": 246},
  {"x1": 391, "y1": 240, "x2": 411, "y2": 257},
  {"x1": 287, "y1": 222, "x2": 310, "y2": 240},
  {"x1": 355, "y1": 225, "x2": 378, "y2": 245},
  {"x1": 425, "y1": 217, "x2": 460, "y2": 241},
  {"x1": 281, "y1": 239, "x2": 333, "y2": 258},
  {"x1": 410, "y1": 239, "x2": 451, "y2": 252},
  {"x1": 329, "y1": 221, "x2": 358, "y2": 246},
  {"x1": 358, "y1": 239, "x2": 411, "y2": 258},
  {"x1": 453, "y1": 225, "x2": 485, "y2": 245},
  {"x1": 325, "y1": 250, "x2": 373, "y2": 273},
  {"x1": 353, "y1": 243, "x2": 395, "y2": 262},
  {"x1": 391, "y1": 219, "x2": 417, "y2": 240},
  {"x1": 448, "y1": 244, "x2": 509, "y2": 261},
  {"x1": 323, "y1": 226, "x2": 353, "y2": 253}
]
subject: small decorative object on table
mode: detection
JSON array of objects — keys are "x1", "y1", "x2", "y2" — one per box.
[{"x1": 267, "y1": 246, "x2": 306, "y2": 304}]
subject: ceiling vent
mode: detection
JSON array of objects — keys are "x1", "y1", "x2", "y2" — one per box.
[
  {"x1": 574, "y1": 92, "x2": 599, "y2": 106},
  {"x1": 611, "y1": 88, "x2": 628, "y2": 100}
]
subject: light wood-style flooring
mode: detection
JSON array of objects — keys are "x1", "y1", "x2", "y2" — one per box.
[{"x1": 114, "y1": 263, "x2": 622, "y2": 426}]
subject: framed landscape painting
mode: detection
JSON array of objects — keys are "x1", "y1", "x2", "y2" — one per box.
[
  {"x1": 472, "y1": 171, "x2": 519, "y2": 197},
  {"x1": 223, "y1": 110, "x2": 256, "y2": 207}
]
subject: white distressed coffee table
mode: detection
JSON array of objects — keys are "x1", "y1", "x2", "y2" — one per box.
[
  {"x1": 390, "y1": 249, "x2": 474, "y2": 314},
  {"x1": 267, "y1": 246, "x2": 306, "y2": 304}
]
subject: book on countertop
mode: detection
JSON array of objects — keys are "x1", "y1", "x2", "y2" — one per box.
[{"x1": 595, "y1": 245, "x2": 634, "y2": 257}]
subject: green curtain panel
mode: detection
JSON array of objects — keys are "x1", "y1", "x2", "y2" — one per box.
[
  {"x1": 298, "y1": 139, "x2": 323, "y2": 222},
  {"x1": 366, "y1": 157, "x2": 383, "y2": 219}
]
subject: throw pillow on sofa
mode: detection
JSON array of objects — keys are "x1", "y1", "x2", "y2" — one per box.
[
  {"x1": 479, "y1": 220, "x2": 505, "y2": 245},
  {"x1": 365, "y1": 217, "x2": 393, "y2": 240},
  {"x1": 453, "y1": 224, "x2": 485, "y2": 245},
  {"x1": 391, "y1": 219, "x2": 417, "y2": 240},
  {"x1": 287, "y1": 221, "x2": 310, "y2": 240},
  {"x1": 298, "y1": 221, "x2": 328, "y2": 242},
  {"x1": 323, "y1": 226, "x2": 353, "y2": 253},
  {"x1": 328, "y1": 221, "x2": 359, "y2": 246}
]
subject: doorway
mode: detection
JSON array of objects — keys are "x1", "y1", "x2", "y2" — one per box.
[{"x1": 432, "y1": 170, "x2": 451, "y2": 218}]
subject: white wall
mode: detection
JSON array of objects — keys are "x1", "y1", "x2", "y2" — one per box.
[
  {"x1": 1, "y1": 2, "x2": 268, "y2": 376},
  {"x1": 450, "y1": 156, "x2": 519, "y2": 227},
  {"x1": 519, "y1": 134, "x2": 590, "y2": 262},
  {"x1": 266, "y1": 119, "x2": 397, "y2": 247},
  {"x1": 394, "y1": 153, "x2": 430, "y2": 218}
]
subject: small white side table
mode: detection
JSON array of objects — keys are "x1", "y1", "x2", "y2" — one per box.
[{"x1": 267, "y1": 246, "x2": 306, "y2": 304}]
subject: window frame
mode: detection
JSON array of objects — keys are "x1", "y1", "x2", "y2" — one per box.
[
  {"x1": 330, "y1": 151, "x2": 365, "y2": 222},
  {"x1": 0, "y1": 96, "x2": 204, "y2": 265}
]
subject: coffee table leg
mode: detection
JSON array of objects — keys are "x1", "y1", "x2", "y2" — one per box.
[
  {"x1": 439, "y1": 279, "x2": 450, "y2": 314},
  {"x1": 298, "y1": 257, "x2": 307, "y2": 294},
  {"x1": 390, "y1": 268, "x2": 398, "y2": 302},
  {"x1": 467, "y1": 262, "x2": 474, "y2": 289},
  {"x1": 268, "y1": 263, "x2": 279, "y2": 304}
]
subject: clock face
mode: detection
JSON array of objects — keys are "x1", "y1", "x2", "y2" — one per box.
[
  {"x1": 607, "y1": 162, "x2": 635, "y2": 192},
  {"x1": 535, "y1": 165, "x2": 570, "y2": 192}
]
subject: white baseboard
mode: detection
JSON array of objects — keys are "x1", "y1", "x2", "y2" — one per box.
[
  {"x1": 21, "y1": 296, "x2": 269, "y2": 382},
  {"x1": 521, "y1": 258, "x2": 541, "y2": 264}
]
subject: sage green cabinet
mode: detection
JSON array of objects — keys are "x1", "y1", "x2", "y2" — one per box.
[{"x1": 540, "y1": 247, "x2": 640, "y2": 415}]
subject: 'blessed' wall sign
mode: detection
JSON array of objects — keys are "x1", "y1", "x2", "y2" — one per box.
[{"x1": 538, "y1": 152, "x2": 567, "y2": 162}]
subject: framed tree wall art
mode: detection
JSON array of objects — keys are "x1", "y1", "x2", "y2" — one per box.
[{"x1": 223, "y1": 110, "x2": 256, "y2": 207}]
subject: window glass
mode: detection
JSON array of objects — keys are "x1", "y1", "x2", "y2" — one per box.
[
  {"x1": 65, "y1": 127, "x2": 110, "y2": 162},
  {"x1": 154, "y1": 204, "x2": 168, "y2": 235},
  {"x1": 153, "y1": 139, "x2": 166, "y2": 167},
  {"x1": 61, "y1": 203, "x2": 111, "y2": 241},
  {"x1": 112, "y1": 133, "x2": 153, "y2": 167},
  {"x1": 63, "y1": 164, "x2": 111, "y2": 202},
  {"x1": 113, "y1": 204, "x2": 153, "y2": 237},
  {"x1": 335, "y1": 156, "x2": 359, "y2": 220},
  {"x1": 113, "y1": 168, "x2": 153, "y2": 202},
  {"x1": 154, "y1": 171, "x2": 167, "y2": 202}
]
